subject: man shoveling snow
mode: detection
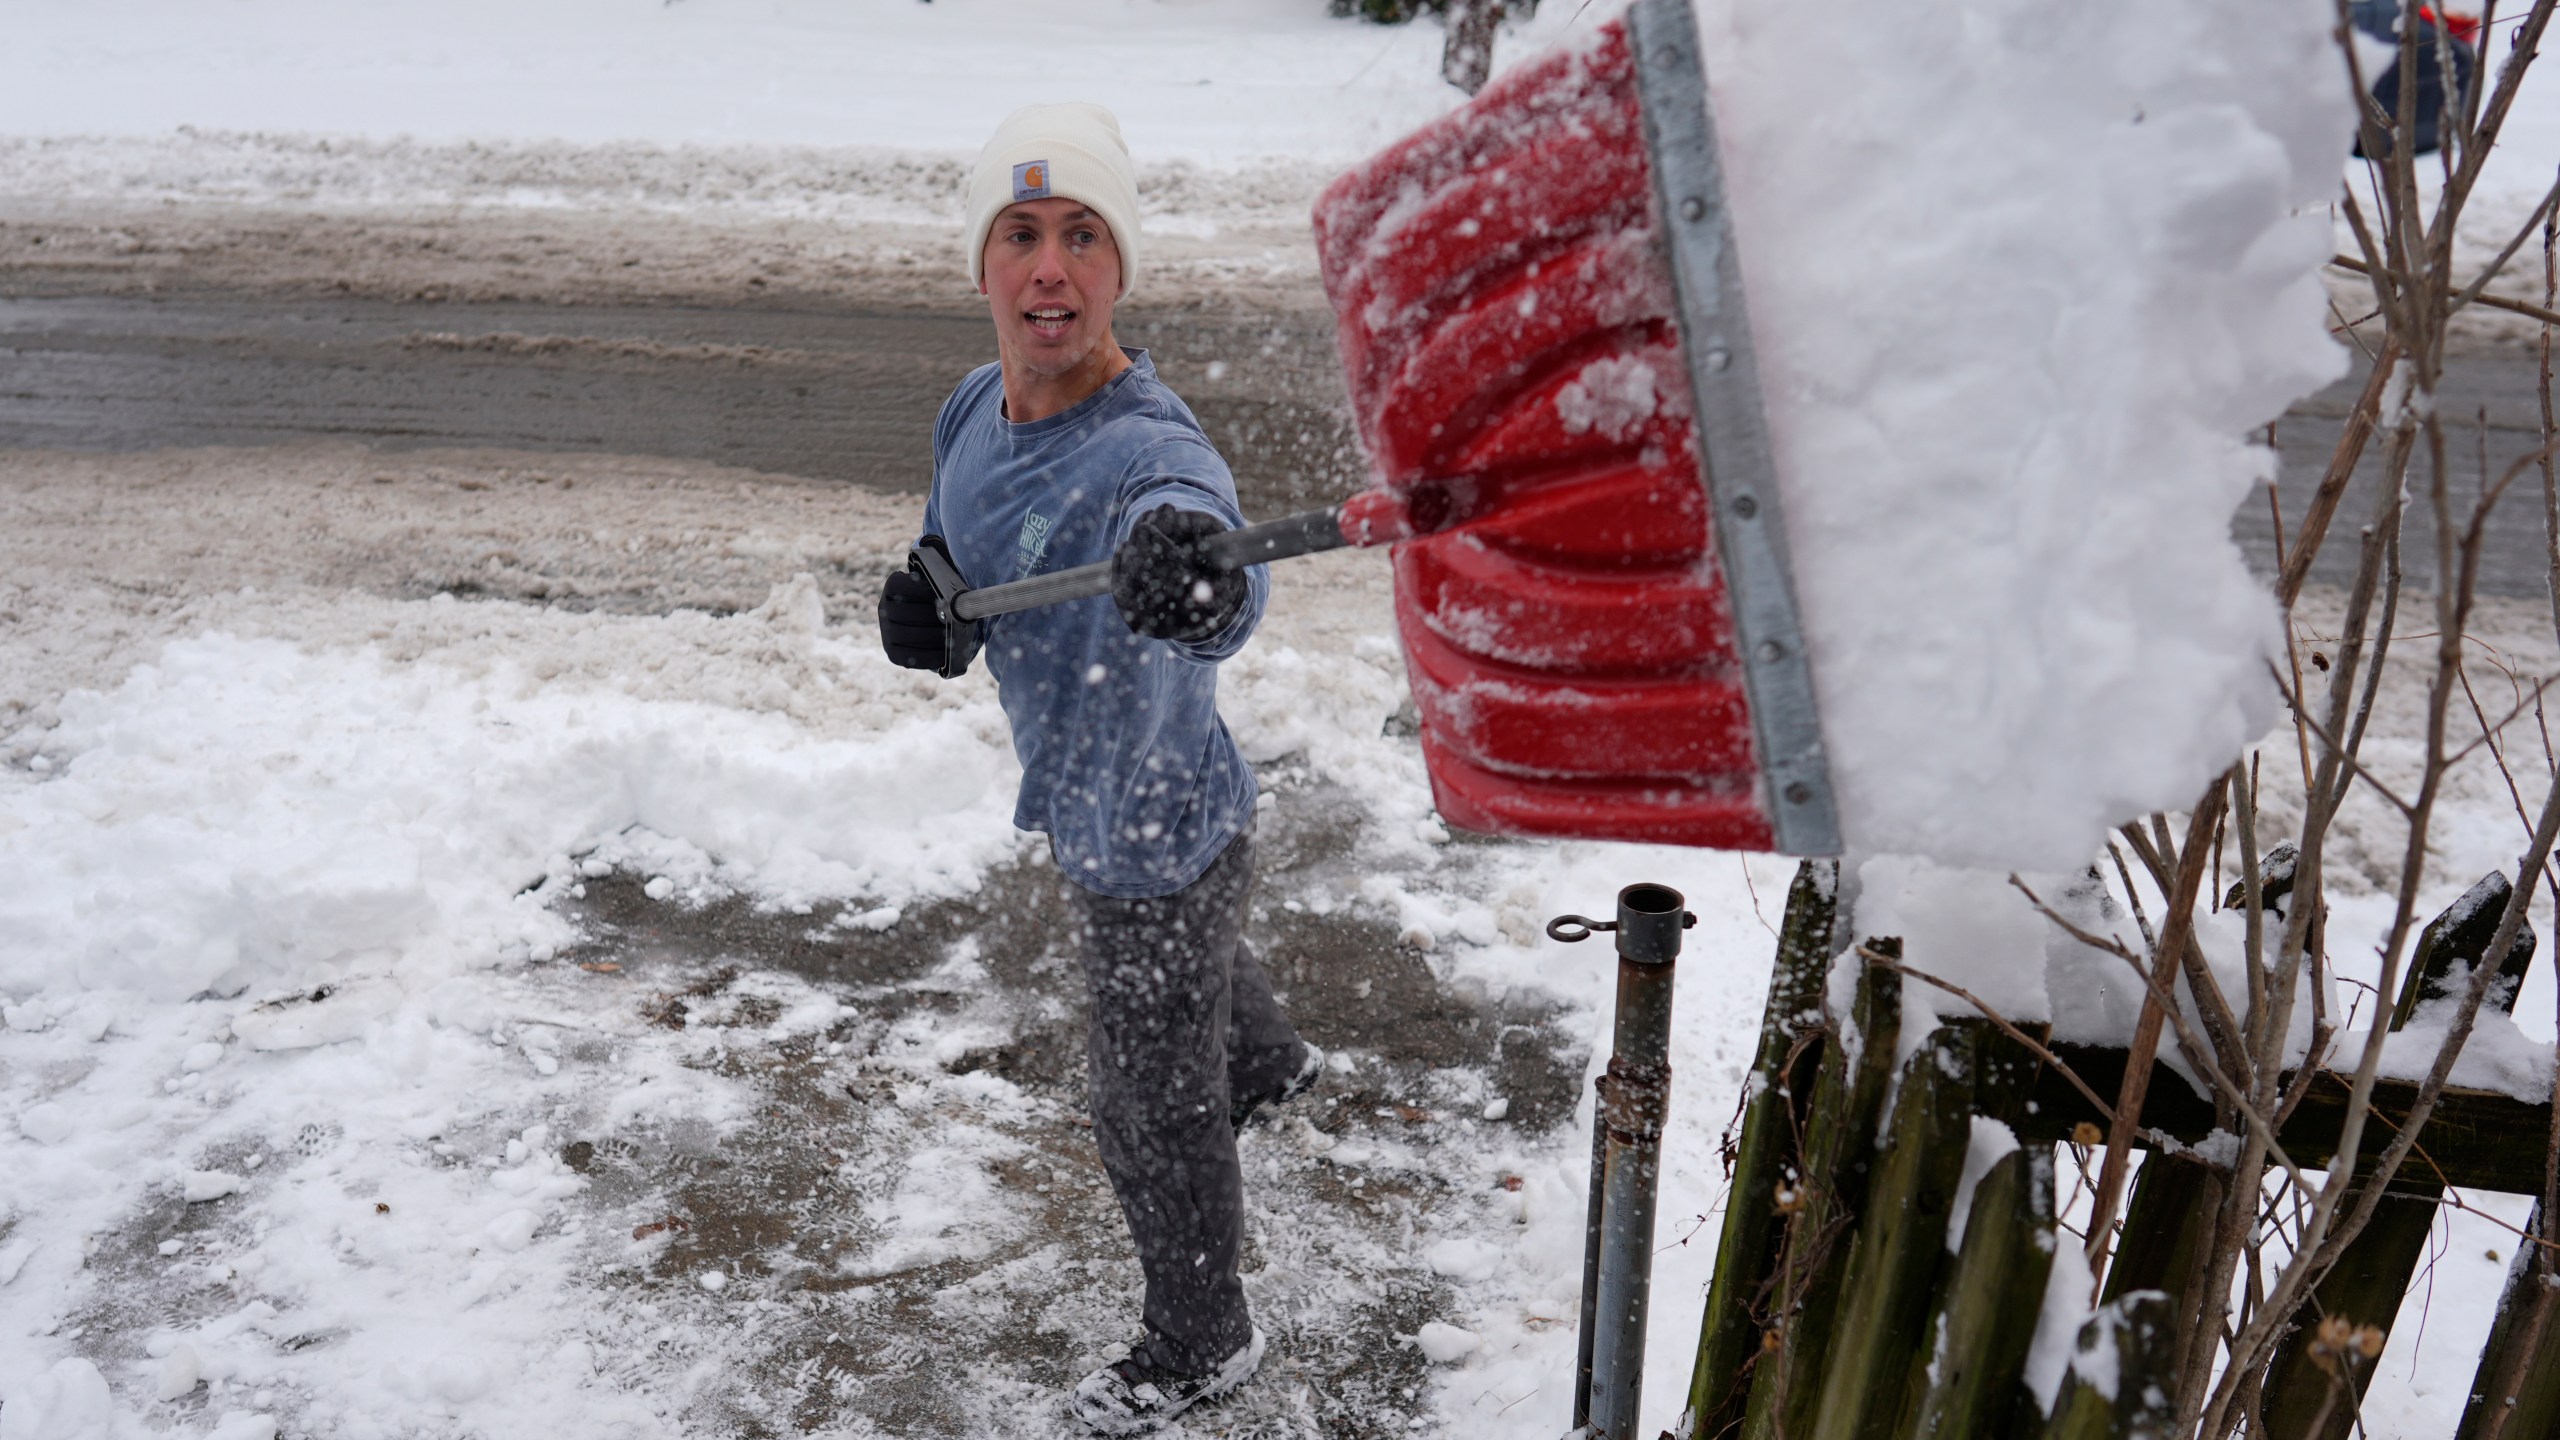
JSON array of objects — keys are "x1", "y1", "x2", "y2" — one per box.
[{"x1": 875, "y1": 101, "x2": 1323, "y2": 1436}]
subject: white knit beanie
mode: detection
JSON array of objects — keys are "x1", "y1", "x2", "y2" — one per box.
[{"x1": 965, "y1": 102, "x2": 1142, "y2": 300}]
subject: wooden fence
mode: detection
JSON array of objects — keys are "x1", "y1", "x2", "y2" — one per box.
[{"x1": 1676, "y1": 860, "x2": 2559, "y2": 1440}]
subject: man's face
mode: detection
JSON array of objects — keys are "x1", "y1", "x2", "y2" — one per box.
[{"x1": 981, "y1": 198, "x2": 1123, "y2": 380}]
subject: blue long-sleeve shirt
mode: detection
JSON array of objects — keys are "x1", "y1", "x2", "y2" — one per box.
[{"x1": 922, "y1": 351, "x2": 1268, "y2": 898}]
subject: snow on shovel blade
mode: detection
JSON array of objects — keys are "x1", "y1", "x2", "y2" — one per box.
[{"x1": 1313, "y1": 0, "x2": 1838, "y2": 856}]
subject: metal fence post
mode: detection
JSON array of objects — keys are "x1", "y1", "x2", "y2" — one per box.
[{"x1": 1554, "y1": 882, "x2": 1694, "y2": 1438}]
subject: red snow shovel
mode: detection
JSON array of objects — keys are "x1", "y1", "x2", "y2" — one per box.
[{"x1": 913, "y1": 0, "x2": 1837, "y2": 857}]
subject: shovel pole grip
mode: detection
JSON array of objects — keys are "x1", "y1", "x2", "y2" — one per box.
[
  {"x1": 945, "y1": 558, "x2": 1114, "y2": 622},
  {"x1": 944, "y1": 505, "x2": 1351, "y2": 623},
  {"x1": 1201, "y1": 505, "x2": 1353, "y2": 570}
]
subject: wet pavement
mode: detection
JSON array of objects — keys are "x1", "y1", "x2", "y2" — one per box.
[
  {"x1": 2244, "y1": 340, "x2": 2560, "y2": 599},
  {"x1": 0, "y1": 294, "x2": 1366, "y2": 523},
  {"x1": 539, "y1": 769, "x2": 1579, "y2": 1437},
  {"x1": 3, "y1": 292, "x2": 2555, "y2": 594}
]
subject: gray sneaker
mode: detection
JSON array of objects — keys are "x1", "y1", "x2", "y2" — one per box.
[
  {"x1": 1071, "y1": 1329, "x2": 1266, "y2": 1435},
  {"x1": 1230, "y1": 1042, "x2": 1325, "y2": 1133}
]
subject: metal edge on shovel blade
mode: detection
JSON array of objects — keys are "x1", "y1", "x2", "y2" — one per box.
[{"x1": 1628, "y1": 0, "x2": 1842, "y2": 858}]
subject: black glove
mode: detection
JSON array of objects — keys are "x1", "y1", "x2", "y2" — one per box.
[
  {"x1": 879, "y1": 536, "x2": 983, "y2": 678},
  {"x1": 1111, "y1": 505, "x2": 1248, "y2": 642}
]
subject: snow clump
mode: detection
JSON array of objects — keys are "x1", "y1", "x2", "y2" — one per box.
[{"x1": 1697, "y1": 0, "x2": 2352, "y2": 868}]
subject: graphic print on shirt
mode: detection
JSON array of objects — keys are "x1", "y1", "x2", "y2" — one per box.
[
  {"x1": 1015, "y1": 511, "x2": 1054, "y2": 578},
  {"x1": 926, "y1": 356, "x2": 1266, "y2": 898}
]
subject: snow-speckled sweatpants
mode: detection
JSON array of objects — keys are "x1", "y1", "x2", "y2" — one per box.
[{"x1": 1070, "y1": 828, "x2": 1305, "y2": 1377}]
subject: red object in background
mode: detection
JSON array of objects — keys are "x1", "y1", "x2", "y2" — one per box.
[
  {"x1": 2419, "y1": 7, "x2": 2483, "y2": 44},
  {"x1": 1312, "y1": 21, "x2": 1776, "y2": 851}
]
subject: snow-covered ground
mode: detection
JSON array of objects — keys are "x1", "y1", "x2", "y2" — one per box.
[
  {"x1": 1, "y1": 453, "x2": 2551, "y2": 1439},
  {"x1": 5, "y1": 2, "x2": 2560, "y2": 1437},
  {"x1": 0, "y1": 441, "x2": 1804, "y2": 1439}
]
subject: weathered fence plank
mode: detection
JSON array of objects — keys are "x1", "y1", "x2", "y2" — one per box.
[
  {"x1": 1896, "y1": 1145, "x2": 2059, "y2": 1440},
  {"x1": 2010, "y1": 1048, "x2": 2548, "y2": 1194},
  {"x1": 1739, "y1": 941, "x2": 1902, "y2": 1440},
  {"x1": 2103, "y1": 1155, "x2": 2225, "y2": 1389},
  {"x1": 1807, "y1": 1024, "x2": 1977, "y2": 1440},
  {"x1": 1682, "y1": 859, "x2": 1836, "y2": 1439},
  {"x1": 2040, "y1": 1291, "x2": 2180, "y2": 1440}
]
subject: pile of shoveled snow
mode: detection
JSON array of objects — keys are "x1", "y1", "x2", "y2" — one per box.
[
  {"x1": 0, "y1": 131, "x2": 1335, "y2": 238},
  {"x1": 1695, "y1": 0, "x2": 2351, "y2": 868},
  {"x1": 0, "y1": 580, "x2": 1026, "y2": 1006}
]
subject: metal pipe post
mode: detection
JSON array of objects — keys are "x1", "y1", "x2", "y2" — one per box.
[
  {"x1": 1573, "y1": 1069, "x2": 1608, "y2": 1431},
  {"x1": 1553, "y1": 882, "x2": 1693, "y2": 1439}
]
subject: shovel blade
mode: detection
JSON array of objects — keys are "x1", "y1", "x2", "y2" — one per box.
[{"x1": 1314, "y1": 3, "x2": 1835, "y2": 855}]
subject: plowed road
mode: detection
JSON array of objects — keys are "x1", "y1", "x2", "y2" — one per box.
[{"x1": 2, "y1": 292, "x2": 2550, "y2": 597}]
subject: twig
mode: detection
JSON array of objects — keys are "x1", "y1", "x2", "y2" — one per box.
[
  {"x1": 2444, "y1": 671, "x2": 2560, "y2": 768},
  {"x1": 2105, "y1": 838, "x2": 2162, "y2": 954},
  {"x1": 2436, "y1": 1186, "x2": 2560, "y2": 1257},
  {"x1": 2267, "y1": 662, "x2": 2421, "y2": 818},
  {"x1": 2280, "y1": 338, "x2": 2402, "y2": 608},
  {"x1": 2458, "y1": 662, "x2": 2539, "y2": 842},
  {"x1": 1853, "y1": 945, "x2": 2117, "y2": 1127},
  {"x1": 2272, "y1": 479, "x2": 2322, "y2": 795},
  {"x1": 2009, "y1": 877, "x2": 2300, "y2": 1187},
  {"x1": 2333, "y1": 253, "x2": 2560, "y2": 328},
  {"x1": 2457, "y1": 167, "x2": 2560, "y2": 316},
  {"x1": 2339, "y1": 524, "x2": 2406, "y2": 818},
  {"x1": 2117, "y1": 821, "x2": 2173, "y2": 896},
  {"x1": 2544, "y1": 160, "x2": 2560, "y2": 653},
  {"x1": 2086, "y1": 780, "x2": 2229, "y2": 1275},
  {"x1": 2109, "y1": 818, "x2": 2248, "y2": 1082},
  {"x1": 2232, "y1": 767, "x2": 2271, "y2": 1054}
]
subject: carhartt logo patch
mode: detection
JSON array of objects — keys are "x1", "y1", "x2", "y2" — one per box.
[{"x1": 1012, "y1": 161, "x2": 1051, "y2": 201}]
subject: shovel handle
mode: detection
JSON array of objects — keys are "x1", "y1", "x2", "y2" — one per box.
[{"x1": 940, "y1": 505, "x2": 1350, "y2": 623}]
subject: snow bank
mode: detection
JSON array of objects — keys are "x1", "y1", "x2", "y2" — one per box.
[
  {"x1": 1697, "y1": 0, "x2": 2351, "y2": 868},
  {"x1": 0, "y1": 0, "x2": 1505, "y2": 167},
  {"x1": 0, "y1": 130, "x2": 1333, "y2": 239}
]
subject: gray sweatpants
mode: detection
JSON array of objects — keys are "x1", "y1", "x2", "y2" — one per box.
[{"x1": 1070, "y1": 827, "x2": 1306, "y2": 1377}]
